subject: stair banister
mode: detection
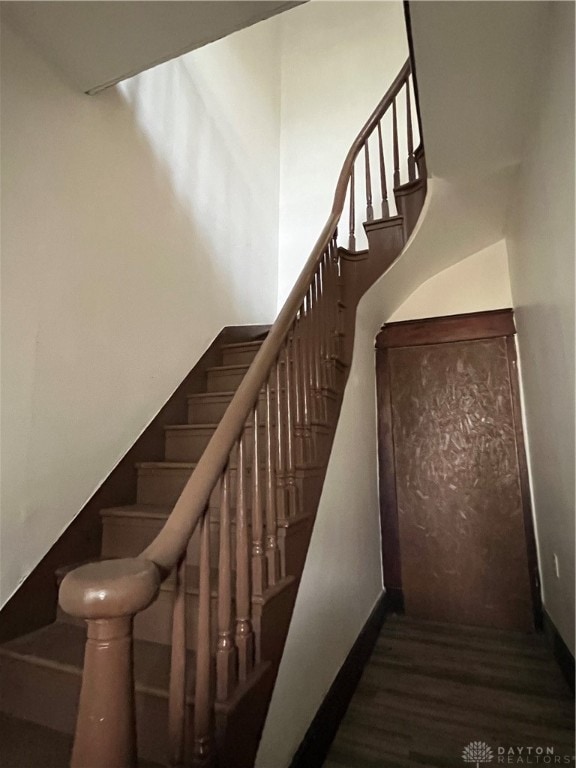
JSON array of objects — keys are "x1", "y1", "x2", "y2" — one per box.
[
  {"x1": 59, "y1": 57, "x2": 418, "y2": 768},
  {"x1": 135, "y1": 57, "x2": 412, "y2": 571}
]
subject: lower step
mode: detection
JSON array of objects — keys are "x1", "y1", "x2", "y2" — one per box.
[{"x1": 0, "y1": 622, "x2": 271, "y2": 766}]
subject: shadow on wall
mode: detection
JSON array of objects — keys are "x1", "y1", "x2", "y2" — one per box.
[{"x1": 117, "y1": 46, "x2": 279, "y2": 306}]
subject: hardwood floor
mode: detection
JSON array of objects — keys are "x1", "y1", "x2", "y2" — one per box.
[{"x1": 324, "y1": 614, "x2": 575, "y2": 768}]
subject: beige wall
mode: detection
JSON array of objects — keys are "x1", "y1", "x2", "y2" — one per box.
[
  {"x1": 506, "y1": 3, "x2": 575, "y2": 653},
  {"x1": 0, "y1": 18, "x2": 281, "y2": 607},
  {"x1": 275, "y1": 0, "x2": 409, "y2": 307},
  {"x1": 389, "y1": 240, "x2": 512, "y2": 322}
]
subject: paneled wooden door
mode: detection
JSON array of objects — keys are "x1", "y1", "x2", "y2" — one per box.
[{"x1": 376, "y1": 310, "x2": 540, "y2": 632}]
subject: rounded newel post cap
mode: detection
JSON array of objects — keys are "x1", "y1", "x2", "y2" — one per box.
[{"x1": 59, "y1": 558, "x2": 161, "y2": 620}]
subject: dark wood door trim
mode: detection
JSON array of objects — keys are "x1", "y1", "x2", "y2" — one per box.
[
  {"x1": 375, "y1": 309, "x2": 541, "y2": 626},
  {"x1": 376, "y1": 308, "x2": 515, "y2": 349},
  {"x1": 375, "y1": 347, "x2": 404, "y2": 612}
]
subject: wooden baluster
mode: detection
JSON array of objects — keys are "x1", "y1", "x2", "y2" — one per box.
[
  {"x1": 298, "y1": 299, "x2": 313, "y2": 465},
  {"x1": 364, "y1": 140, "x2": 373, "y2": 221},
  {"x1": 377, "y1": 121, "x2": 390, "y2": 218},
  {"x1": 318, "y1": 254, "x2": 329, "y2": 394},
  {"x1": 193, "y1": 508, "x2": 212, "y2": 767},
  {"x1": 275, "y1": 354, "x2": 289, "y2": 577},
  {"x1": 319, "y1": 254, "x2": 331, "y2": 395},
  {"x1": 324, "y1": 247, "x2": 337, "y2": 392},
  {"x1": 274, "y1": 355, "x2": 287, "y2": 525},
  {"x1": 406, "y1": 77, "x2": 416, "y2": 181},
  {"x1": 216, "y1": 467, "x2": 236, "y2": 703},
  {"x1": 265, "y1": 378, "x2": 280, "y2": 584},
  {"x1": 312, "y1": 270, "x2": 326, "y2": 424},
  {"x1": 251, "y1": 407, "x2": 265, "y2": 601},
  {"x1": 332, "y1": 236, "x2": 343, "y2": 362},
  {"x1": 348, "y1": 164, "x2": 356, "y2": 251},
  {"x1": 319, "y1": 263, "x2": 330, "y2": 419},
  {"x1": 292, "y1": 311, "x2": 306, "y2": 467},
  {"x1": 251, "y1": 407, "x2": 265, "y2": 665},
  {"x1": 392, "y1": 98, "x2": 400, "y2": 189},
  {"x1": 284, "y1": 334, "x2": 298, "y2": 517},
  {"x1": 235, "y1": 434, "x2": 254, "y2": 682},
  {"x1": 306, "y1": 284, "x2": 319, "y2": 428},
  {"x1": 168, "y1": 555, "x2": 187, "y2": 768}
]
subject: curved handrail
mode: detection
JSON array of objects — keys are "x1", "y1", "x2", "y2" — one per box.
[
  {"x1": 60, "y1": 56, "x2": 423, "y2": 768},
  {"x1": 140, "y1": 58, "x2": 412, "y2": 572}
]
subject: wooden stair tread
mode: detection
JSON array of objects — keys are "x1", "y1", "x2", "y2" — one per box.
[
  {"x1": 0, "y1": 622, "x2": 272, "y2": 712},
  {"x1": 187, "y1": 390, "x2": 238, "y2": 399},
  {"x1": 165, "y1": 423, "x2": 222, "y2": 430},
  {"x1": 100, "y1": 503, "x2": 173, "y2": 519},
  {"x1": 394, "y1": 176, "x2": 426, "y2": 194},
  {"x1": 207, "y1": 363, "x2": 250, "y2": 373},
  {"x1": 220, "y1": 340, "x2": 264, "y2": 351},
  {"x1": 164, "y1": 422, "x2": 266, "y2": 431},
  {"x1": 0, "y1": 622, "x2": 182, "y2": 695},
  {"x1": 135, "y1": 460, "x2": 266, "y2": 471},
  {"x1": 136, "y1": 461, "x2": 197, "y2": 469},
  {"x1": 0, "y1": 713, "x2": 167, "y2": 768},
  {"x1": 187, "y1": 390, "x2": 266, "y2": 400}
]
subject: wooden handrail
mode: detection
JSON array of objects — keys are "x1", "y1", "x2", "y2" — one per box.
[
  {"x1": 60, "y1": 57, "x2": 420, "y2": 768},
  {"x1": 139, "y1": 58, "x2": 412, "y2": 572}
]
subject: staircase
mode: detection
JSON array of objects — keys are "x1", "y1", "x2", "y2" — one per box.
[{"x1": 0, "y1": 59, "x2": 427, "y2": 767}]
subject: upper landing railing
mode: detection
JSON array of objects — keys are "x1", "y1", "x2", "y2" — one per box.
[{"x1": 59, "y1": 58, "x2": 423, "y2": 768}]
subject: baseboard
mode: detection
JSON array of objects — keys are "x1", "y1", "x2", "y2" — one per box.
[
  {"x1": 289, "y1": 591, "x2": 389, "y2": 768},
  {"x1": 543, "y1": 610, "x2": 575, "y2": 695},
  {"x1": 386, "y1": 587, "x2": 405, "y2": 613}
]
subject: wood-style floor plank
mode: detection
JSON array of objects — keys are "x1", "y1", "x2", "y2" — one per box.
[{"x1": 324, "y1": 615, "x2": 575, "y2": 768}]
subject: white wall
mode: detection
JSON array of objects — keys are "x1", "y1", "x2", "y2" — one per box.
[
  {"x1": 389, "y1": 240, "x2": 512, "y2": 321},
  {"x1": 506, "y1": 3, "x2": 575, "y2": 653},
  {"x1": 0, "y1": 18, "x2": 281, "y2": 607},
  {"x1": 276, "y1": 0, "x2": 409, "y2": 308}
]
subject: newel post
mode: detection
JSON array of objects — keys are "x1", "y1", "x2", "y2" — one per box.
[{"x1": 59, "y1": 558, "x2": 161, "y2": 768}]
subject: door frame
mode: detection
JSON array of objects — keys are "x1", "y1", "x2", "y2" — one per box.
[{"x1": 375, "y1": 308, "x2": 542, "y2": 626}]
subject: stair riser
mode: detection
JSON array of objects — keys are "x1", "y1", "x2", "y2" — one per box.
[
  {"x1": 206, "y1": 368, "x2": 248, "y2": 393},
  {"x1": 221, "y1": 345, "x2": 262, "y2": 366},
  {"x1": 395, "y1": 181, "x2": 427, "y2": 242},
  {"x1": 165, "y1": 426, "x2": 267, "y2": 463},
  {"x1": 136, "y1": 466, "x2": 251, "y2": 507},
  {"x1": 101, "y1": 516, "x2": 226, "y2": 568},
  {"x1": 188, "y1": 395, "x2": 268, "y2": 426},
  {"x1": 0, "y1": 655, "x2": 173, "y2": 765}
]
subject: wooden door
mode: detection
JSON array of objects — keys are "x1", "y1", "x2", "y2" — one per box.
[{"x1": 376, "y1": 310, "x2": 539, "y2": 632}]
